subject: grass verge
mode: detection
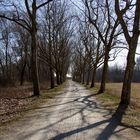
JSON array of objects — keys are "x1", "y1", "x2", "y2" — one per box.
[
  {"x1": 34, "y1": 81, "x2": 68, "y2": 106},
  {"x1": 0, "y1": 81, "x2": 68, "y2": 128},
  {"x1": 83, "y1": 84, "x2": 140, "y2": 131}
]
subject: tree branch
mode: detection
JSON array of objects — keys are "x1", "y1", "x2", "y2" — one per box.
[
  {"x1": 115, "y1": 0, "x2": 131, "y2": 44},
  {"x1": 25, "y1": 0, "x2": 32, "y2": 19},
  {"x1": 0, "y1": 14, "x2": 30, "y2": 32},
  {"x1": 36, "y1": 0, "x2": 53, "y2": 10}
]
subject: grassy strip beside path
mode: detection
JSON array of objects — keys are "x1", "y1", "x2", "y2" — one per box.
[
  {"x1": 83, "y1": 83, "x2": 140, "y2": 132},
  {"x1": 0, "y1": 81, "x2": 68, "y2": 127}
]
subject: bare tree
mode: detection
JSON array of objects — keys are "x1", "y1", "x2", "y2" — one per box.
[
  {"x1": 84, "y1": 0, "x2": 120, "y2": 93},
  {"x1": 38, "y1": 0, "x2": 73, "y2": 86},
  {"x1": 13, "y1": 25, "x2": 30, "y2": 86},
  {"x1": 0, "y1": 0, "x2": 53, "y2": 95},
  {"x1": 115, "y1": 0, "x2": 140, "y2": 106}
]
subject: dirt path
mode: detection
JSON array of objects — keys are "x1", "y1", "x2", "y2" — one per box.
[{"x1": 0, "y1": 81, "x2": 138, "y2": 140}]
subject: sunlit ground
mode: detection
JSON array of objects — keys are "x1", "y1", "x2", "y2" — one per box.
[{"x1": 96, "y1": 82, "x2": 140, "y2": 100}]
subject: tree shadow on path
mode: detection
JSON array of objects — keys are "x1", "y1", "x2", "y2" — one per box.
[
  {"x1": 49, "y1": 94, "x2": 140, "y2": 140},
  {"x1": 18, "y1": 90, "x2": 140, "y2": 140},
  {"x1": 96, "y1": 104, "x2": 128, "y2": 140}
]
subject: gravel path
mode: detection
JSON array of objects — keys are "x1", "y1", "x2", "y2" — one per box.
[{"x1": 0, "y1": 80, "x2": 138, "y2": 140}]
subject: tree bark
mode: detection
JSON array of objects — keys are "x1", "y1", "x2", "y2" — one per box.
[
  {"x1": 86, "y1": 66, "x2": 90, "y2": 85},
  {"x1": 60, "y1": 72, "x2": 63, "y2": 84},
  {"x1": 98, "y1": 48, "x2": 109, "y2": 93},
  {"x1": 90, "y1": 65, "x2": 97, "y2": 88},
  {"x1": 115, "y1": 0, "x2": 140, "y2": 106},
  {"x1": 30, "y1": 1, "x2": 40, "y2": 96},
  {"x1": 20, "y1": 61, "x2": 26, "y2": 86},
  {"x1": 120, "y1": 44, "x2": 136, "y2": 105},
  {"x1": 5, "y1": 43, "x2": 8, "y2": 79},
  {"x1": 56, "y1": 71, "x2": 60, "y2": 85},
  {"x1": 82, "y1": 70, "x2": 85, "y2": 84},
  {"x1": 31, "y1": 30, "x2": 40, "y2": 96},
  {"x1": 50, "y1": 67, "x2": 54, "y2": 88},
  {"x1": 48, "y1": 2, "x2": 54, "y2": 89}
]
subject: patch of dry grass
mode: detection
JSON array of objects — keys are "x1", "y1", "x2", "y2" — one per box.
[
  {"x1": 0, "y1": 81, "x2": 68, "y2": 126},
  {"x1": 87, "y1": 82, "x2": 140, "y2": 129},
  {"x1": 95, "y1": 83, "x2": 140, "y2": 107},
  {"x1": 40, "y1": 81, "x2": 68, "y2": 100},
  {"x1": 106, "y1": 83, "x2": 140, "y2": 98}
]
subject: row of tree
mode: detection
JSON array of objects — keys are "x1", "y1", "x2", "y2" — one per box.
[
  {"x1": 0, "y1": 0, "x2": 73, "y2": 95},
  {"x1": 72, "y1": 0, "x2": 140, "y2": 106},
  {"x1": 0, "y1": 0, "x2": 140, "y2": 106},
  {"x1": 88, "y1": 59, "x2": 140, "y2": 83}
]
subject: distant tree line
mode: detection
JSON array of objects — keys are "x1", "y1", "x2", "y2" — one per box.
[{"x1": 96, "y1": 58, "x2": 140, "y2": 83}]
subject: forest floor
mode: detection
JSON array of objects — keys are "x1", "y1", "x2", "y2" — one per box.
[
  {"x1": 0, "y1": 80, "x2": 140, "y2": 140},
  {"x1": 0, "y1": 81, "x2": 66, "y2": 125}
]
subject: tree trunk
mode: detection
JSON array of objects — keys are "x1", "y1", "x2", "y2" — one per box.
[
  {"x1": 31, "y1": 31, "x2": 40, "y2": 96},
  {"x1": 86, "y1": 66, "x2": 90, "y2": 85},
  {"x1": 27, "y1": 64, "x2": 31, "y2": 82},
  {"x1": 48, "y1": 2, "x2": 54, "y2": 89},
  {"x1": 98, "y1": 49, "x2": 109, "y2": 93},
  {"x1": 29, "y1": 2, "x2": 40, "y2": 96},
  {"x1": 82, "y1": 71, "x2": 85, "y2": 84},
  {"x1": 5, "y1": 43, "x2": 8, "y2": 79},
  {"x1": 60, "y1": 72, "x2": 63, "y2": 84},
  {"x1": 48, "y1": 45, "x2": 54, "y2": 88},
  {"x1": 90, "y1": 65, "x2": 97, "y2": 88},
  {"x1": 120, "y1": 46, "x2": 136, "y2": 106},
  {"x1": 82, "y1": 73, "x2": 85, "y2": 84},
  {"x1": 114, "y1": 0, "x2": 140, "y2": 106},
  {"x1": 20, "y1": 61, "x2": 26, "y2": 86},
  {"x1": 56, "y1": 71, "x2": 60, "y2": 85},
  {"x1": 50, "y1": 66, "x2": 54, "y2": 88}
]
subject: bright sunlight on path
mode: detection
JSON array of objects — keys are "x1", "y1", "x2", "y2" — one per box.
[{"x1": 0, "y1": 81, "x2": 137, "y2": 140}]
